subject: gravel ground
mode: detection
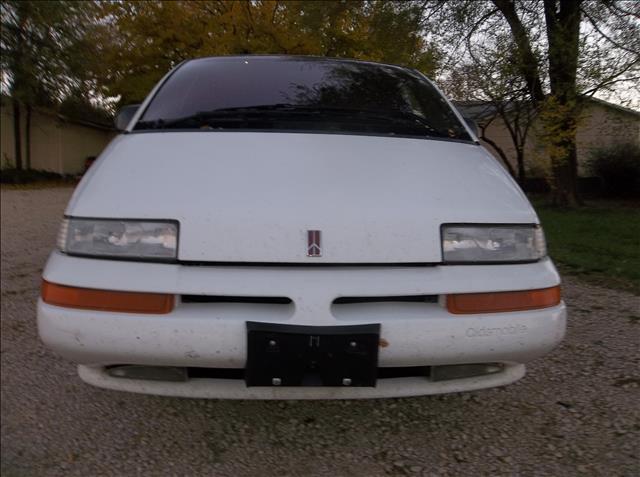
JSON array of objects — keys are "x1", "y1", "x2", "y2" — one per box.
[{"x1": 1, "y1": 187, "x2": 639, "y2": 477}]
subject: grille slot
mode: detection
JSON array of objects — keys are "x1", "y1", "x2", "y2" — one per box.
[
  {"x1": 181, "y1": 295, "x2": 292, "y2": 305},
  {"x1": 378, "y1": 366, "x2": 431, "y2": 379},
  {"x1": 133, "y1": 366, "x2": 431, "y2": 381},
  {"x1": 186, "y1": 367, "x2": 432, "y2": 380},
  {"x1": 188, "y1": 367, "x2": 245, "y2": 379},
  {"x1": 333, "y1": 295, "x2": 438, "y2": 305},
  {"x1": 179, "y1": 261, "x2": 436, "y2": 267}
]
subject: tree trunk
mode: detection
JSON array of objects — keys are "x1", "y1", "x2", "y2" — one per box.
[
  {"x1": 551, "y1": 151, "x2": 580, "y2": 206},
  {"x1": 543, "y1": 0, "x2": 582, "y2": 206},
  {"x1": 26, "y1": 105, "x2": 32, "y2": 170},
  {"x1": 516, "y1": 148, "x2": 526, "y2": 184},
  {"x1": 12, "y1": 99, "x2": 23, "y2": 171},
  {"x1": 493, "y1": 0, "x2": 582, "y2": 206},
  {"x1": 493, "y1": 0, "x2": 545, "y2": 104},
  {"x1": 549, "y1": 113, "x2": 580, "y2": 206}
]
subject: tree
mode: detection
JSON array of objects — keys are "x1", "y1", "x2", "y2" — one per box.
[
  {"x1": 494, "y1": 0, "x2": 584, "y2": 205},
  {"x1": 427, "y1": 0, "x2": 640, "y2": 206},
  {"x1": 445, "y1": 29, "x2": 539, "y2": 182},
  {"x1": 88, "y1": 1, "x2": 439, "y2": 105},
  {"x1": 0, "y1": 1, "x2": 99, "y2": 170},
  {"x1": 59, "y1": 89, "x2": 114, "y2": 127}
]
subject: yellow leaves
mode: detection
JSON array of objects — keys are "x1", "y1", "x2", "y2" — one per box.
[
  {"x1": 93, "y1": 0, "x2": 437, "y2": 102},
  {"x1": 537, "y1": 95, "x2": 582, "y2": 165}
]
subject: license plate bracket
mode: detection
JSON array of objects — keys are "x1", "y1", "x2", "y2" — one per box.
[{"x1": 245, "y1": 322, "x2": 380, "y2": 387}]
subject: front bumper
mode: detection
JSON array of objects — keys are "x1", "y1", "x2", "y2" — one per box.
[
  {"x1": 77, "y1": 363, "x2": 527, "y2": 399},
  {"x1": 38, "y1": 252, "x2": 566, "y2": 398}
]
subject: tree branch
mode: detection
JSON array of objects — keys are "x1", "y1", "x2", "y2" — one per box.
[
  {"x1": 492, "y1": 0, "x2": 545, "y2": 103},
  {"x1": 582, "y1": 72, "x2": 640, "y2": 97},
  {"x1": 581, "y1": 7, "x2": 640, "y2": 56},
  {"x1": 478, "y1": 115, "x2": 517, "y2": 177}
]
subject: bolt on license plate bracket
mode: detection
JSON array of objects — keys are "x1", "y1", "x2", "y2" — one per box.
[{"x1": 245, "y1": 322, "x2": 380, "y2": 387}]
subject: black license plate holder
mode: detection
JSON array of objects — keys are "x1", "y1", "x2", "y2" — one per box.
[{"x1": 245, "y1": 322, "x2": 380, "y2": 387}]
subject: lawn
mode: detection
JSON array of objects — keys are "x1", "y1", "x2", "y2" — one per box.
[{"x1": 533, "y1": 200, "x2": 640, "y2": 294}]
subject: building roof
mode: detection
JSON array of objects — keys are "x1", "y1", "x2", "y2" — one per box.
[
  {"x1": 0, "y1": 95, "x2": 114, "y2": 131},
  {"x1": 453, "y1": 97, "x2": 640, "y2": 122},
  {"x1": 586, "y1": 96, "x2": 640, "y2": 118},
  {"x1": 452, "y1": 101, "x2": 499, "y2": 121}
]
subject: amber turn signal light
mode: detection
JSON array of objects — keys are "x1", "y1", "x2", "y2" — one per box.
[
  {"x1": 447, "y1": 286, "x2": 561, "y2": 314},
  {"x1": 41, "y1": 280, "x2": 174, "y2": 314}
]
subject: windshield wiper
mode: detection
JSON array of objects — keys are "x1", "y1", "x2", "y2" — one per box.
[
  {"x1": 136, "y1": 105, "x2": 453, "y2": 138},
  {"x1": 214, "y1": 104, "x2": 443, "y2": 133},
  {"x1": 211, "y1": 103, "x2": 299, "y2": 113}
]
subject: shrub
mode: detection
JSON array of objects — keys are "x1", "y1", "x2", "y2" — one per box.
[
  {"x1": 0, "y1": 168, "x2": 75, "y2": 184},
  {"x1": 587, "y1": 143, "x2": 640, "y2": 198}
]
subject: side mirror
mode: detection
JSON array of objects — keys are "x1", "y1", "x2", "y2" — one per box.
[
  {"x1": 462, "y1": 116, "x2": 479, "y2": 137},
  {"x1": 115, "y1": 104, "x2": 141, "y2": 131}
]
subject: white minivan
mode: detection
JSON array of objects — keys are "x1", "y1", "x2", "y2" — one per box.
[{"x1": 38, "y1": 56, "x2": 566, "y2": 399}]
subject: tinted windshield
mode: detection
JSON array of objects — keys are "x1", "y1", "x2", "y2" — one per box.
[{"x1": 135, "y1": 56, "x2": 471, "y2": 141}]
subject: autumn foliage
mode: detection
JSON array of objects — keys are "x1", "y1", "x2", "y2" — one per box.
[{"x1": 90, "y1": 1, "x2": 438, "y2": 104}]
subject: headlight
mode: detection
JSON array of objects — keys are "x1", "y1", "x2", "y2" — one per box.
[
  {"x1": 57, "y1": 218, "x2": 178, "y2": 260},
  {"x1": 441, "y1": 224, "x2": 546, "y2": 263}
]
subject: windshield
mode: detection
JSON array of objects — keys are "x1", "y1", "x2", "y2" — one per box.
[{"x1": 135, "y1": 56, "x2": 472, "y2": 141}]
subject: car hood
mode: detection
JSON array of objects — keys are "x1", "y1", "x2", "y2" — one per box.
[{"x1": 67, "y1": 132, "x2": 537, "y2": 263}]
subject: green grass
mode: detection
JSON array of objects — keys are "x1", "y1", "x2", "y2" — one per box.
[{"x1": 533, "y1": 200, "x2": 640, "y2": 294}]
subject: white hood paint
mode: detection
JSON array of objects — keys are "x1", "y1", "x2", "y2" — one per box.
[{"x1": 68, "y1": 132, "x2": 537, "y2": 263}]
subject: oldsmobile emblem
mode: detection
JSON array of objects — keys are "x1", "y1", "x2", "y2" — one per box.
[{"x1": 307, "y1": 230, "x2": 322, "y2": 257}]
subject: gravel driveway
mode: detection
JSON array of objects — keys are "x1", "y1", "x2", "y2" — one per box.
[{"x1": 1, "y1": 187, "x2": 639, "y2": 477}]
